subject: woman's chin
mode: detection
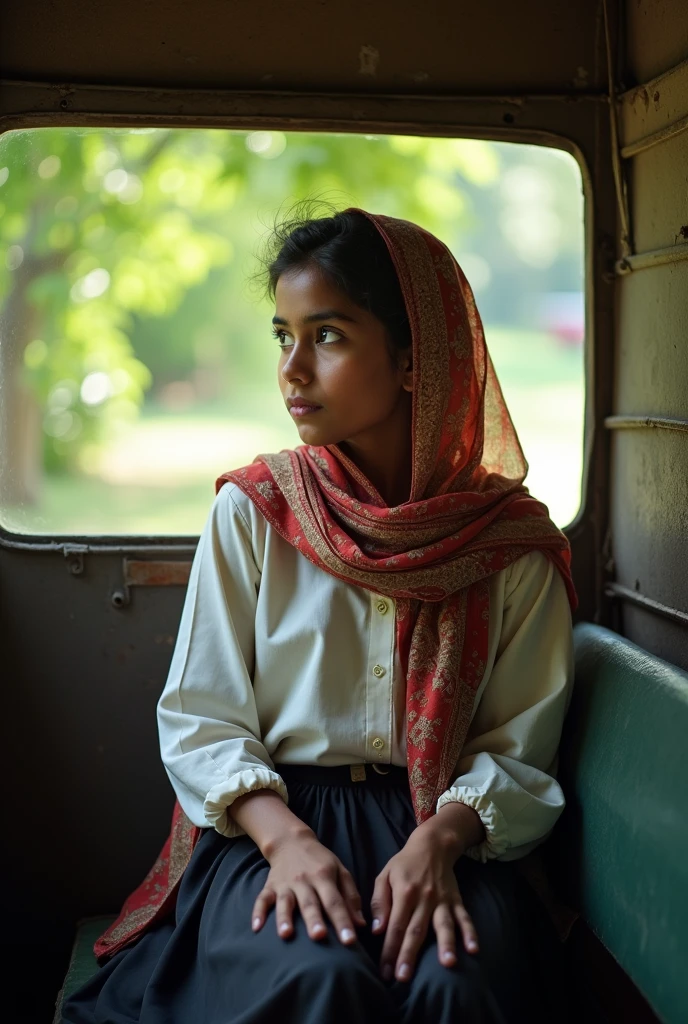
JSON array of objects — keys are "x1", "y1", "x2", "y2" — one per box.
[{"x1": 293, "y1": 423, "x2": 342, "y2": 447}]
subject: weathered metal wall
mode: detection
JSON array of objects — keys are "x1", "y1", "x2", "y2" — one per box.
[
  {"x1": 1, "y1": 0, "x2": 606, "y2": 93},
  {"x1": 608, "y1": 7, "x2": 688, "y2": 667}
]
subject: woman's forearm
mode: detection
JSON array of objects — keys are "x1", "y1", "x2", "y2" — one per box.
[{"x1": 230, "y1": 789, "x2": 314, "y2": 859}]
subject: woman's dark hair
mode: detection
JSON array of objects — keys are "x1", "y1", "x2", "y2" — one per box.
[{"x1": 258, "y1": 201, "x2": 412, "y2": 355}]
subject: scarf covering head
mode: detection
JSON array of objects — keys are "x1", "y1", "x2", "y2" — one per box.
[
  {"x1": 93, "y1": 209, "x2": 577, "y2": 963},
  {"x1": 218, "y1": 208, "x2": 577, "y2": 823}
]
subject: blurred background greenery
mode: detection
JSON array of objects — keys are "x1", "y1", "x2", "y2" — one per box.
[{"x1": 0, "y1": 128, "x2": 584, "y2": 534}]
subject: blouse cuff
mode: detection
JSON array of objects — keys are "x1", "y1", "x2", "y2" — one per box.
[
  {"x1": 436, "y1": 787, "x2": 509, "y2": 862},
  {"x1": 204, "y1": 768, "x2": 289, "y2": 838}
]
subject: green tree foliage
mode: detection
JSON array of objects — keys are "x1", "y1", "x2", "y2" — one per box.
[{"x1": 0, "y1": 127, "x2": 500, "y2": 500}]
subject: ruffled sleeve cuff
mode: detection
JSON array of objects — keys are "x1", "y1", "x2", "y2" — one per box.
[
  {"x1": 436, "y1": 786, "x2": 509, "y2": 862},
  {"x1": 203, "y1": 768, "x2": 289, "y2": 838}
]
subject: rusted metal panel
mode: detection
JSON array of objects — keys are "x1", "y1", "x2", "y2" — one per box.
[
  {"x1": 619, "y1": 57, "x2": 688, "y2": 157},
  {"x1": 615, "y1": 260, "x2": 688, "y2": 419},
  {"x1": 629, "y1": 130, "x2": 688, "y2": 252},
  {"x1": 0, "y1": 547, "x2": 183, "y2": 917},
  {"x1": 124, "y1": 560, "x2": 192, "y2": 588},
  {"x1": 626, "y1": 0, "x2": 688, "y2": 84},
  {"x1": 0, "y1": 0, "x2": 606, "y2": 94},
  {"x1": 610, "y1": 429, "x2": 688, "y2": 670},
  {"x1": 610, "y1": 0, "x2": 688, "y2": 676}
]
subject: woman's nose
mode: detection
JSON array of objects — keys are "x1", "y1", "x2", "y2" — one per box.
[{"x1": 281, "y1": 343, "x2": 313, "y2": 384}]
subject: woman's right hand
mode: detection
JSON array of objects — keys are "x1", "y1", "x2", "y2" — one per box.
[{"x1": 251, "y1": 830, "x2": 366, "y2": 944}]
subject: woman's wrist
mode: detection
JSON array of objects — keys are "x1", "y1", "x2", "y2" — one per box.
[
  {"x1": 230, "y1": 788, "x2": 315, "y2": 860},
  {"x1": 261, "y1": 821, "x2": 316, "y2": 861},
  {"x1": 410, "y1": 800, "x2": 485, "y2": 862}
]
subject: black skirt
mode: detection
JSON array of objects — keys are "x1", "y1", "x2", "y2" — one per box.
[{"x1": 63, "y1": 764, "x2": 575, "y2": 1024}]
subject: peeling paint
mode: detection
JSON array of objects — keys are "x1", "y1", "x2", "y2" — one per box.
[
  {"x1": 573, "y1": 65, "x2": 589, "y2": 89},
  {"x1": 125, "y1": 560, "x2": 192, "y2": 587},
  {"x1": 631, "y1": 86, "x2": 651, "y2": 113},
  {"x1": 358, "y1": 45, "x2": 379, "y2": 76}
]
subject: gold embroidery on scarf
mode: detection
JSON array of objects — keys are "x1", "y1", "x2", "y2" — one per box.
[
  {"x1": 376, "y1": 218, "x2": 452, "y2": 500},
  {"x1": 248, "y1": 456, "x2": 563, "y2": 602},
  {"x1": 100, "y1": 809, "x2": 198, "y2": 951}
]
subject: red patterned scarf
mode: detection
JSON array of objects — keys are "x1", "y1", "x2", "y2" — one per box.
[{"x1": 95, "y1": 210, "x2": 576, "y2": 962}]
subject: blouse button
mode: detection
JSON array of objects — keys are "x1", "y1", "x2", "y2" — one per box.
[
  {"x1": 372, "y1": 664, "x2": 385, "y2": 678},
  {"x1": 376, "y1": 599, "x2": 388, "y2": 614},
  {"x1": 372, "y1": 737, "x2": 385, "y2": 751}
]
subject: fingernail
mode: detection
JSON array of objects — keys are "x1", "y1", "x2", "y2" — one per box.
[
  {"x1": 442, "y1": 951, "x2": 455, "y2": 965},
  {"x1": 340, "y1": 928, "x2": 355, "y2": 943},
  {"x1": 381, "y1": 964, "x2": 393, "y2": 982},
  {"x1": 372, "y1": 918, "x2": 381, "y2": 931},
  {"x1": 397, "y1": 963, "x2": 411, "y2": 981},
  {"x1": 252, "y1": 917, "x2": 261, "y2": 931},
  {"x1": 467, "y1": 941, "x2": 478, "y2": 952},
  {"x1": 279, "y1": 923, "x2": 290, "y2": 935}
]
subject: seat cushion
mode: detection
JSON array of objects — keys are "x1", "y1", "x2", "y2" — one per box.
[
  {"x1": 54, "y1": 917, "x2": 115, "y2": 1023},
  {"x1": 559, "y1": 623, "x2": 688, "y2": 1024}
]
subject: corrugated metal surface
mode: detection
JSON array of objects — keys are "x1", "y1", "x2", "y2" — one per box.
[
  {"x1": 610, "y1": 429, "x2": 688, "y2": 665},
  {"x1": 630, "y1": 133, "x2": 688, "y2": 250},
  {"x1": 611, "y1": 15, "x2": 688, "y2": 669},
  {"x1": 615, "y1": 261, "x2": 688, "y2": 418}
]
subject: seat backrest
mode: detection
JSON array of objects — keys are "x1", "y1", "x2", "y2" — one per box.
[{"x1": 557, "y1": 623, "x2": 688, "y2": 1023}]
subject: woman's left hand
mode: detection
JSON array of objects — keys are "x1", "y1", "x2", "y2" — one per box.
[{"x1": 370, "y1": 801, "x2": 484, "y2": 982}]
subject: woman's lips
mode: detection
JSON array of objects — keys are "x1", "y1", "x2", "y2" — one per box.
[{"x1": 287, "y1": 400, "x2": 323, "y2": 417}]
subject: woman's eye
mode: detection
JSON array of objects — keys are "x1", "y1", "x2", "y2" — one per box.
[
  {"x1": 318, "y1": 327, "x2": 341, "y2": 344},
  {"x1": 273, "y1": 330, "x2": 291, "y2": 348}
]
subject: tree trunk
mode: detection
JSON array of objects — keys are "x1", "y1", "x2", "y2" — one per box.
[{"x1": 0, "y1": 278, "x2": 43, "y2": 514}]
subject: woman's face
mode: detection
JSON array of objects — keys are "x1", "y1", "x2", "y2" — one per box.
[{"x1": 274, "y1": 265, "x2": 413, "y2": 449}]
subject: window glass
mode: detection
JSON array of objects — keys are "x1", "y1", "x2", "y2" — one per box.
[{"x1": 0, "y1": 128, "x2": 584, "y2": 535}]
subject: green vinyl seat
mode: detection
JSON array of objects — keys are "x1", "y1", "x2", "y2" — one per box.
[
  {"x1": 557, "y1": 623, "x2": 688, "y2": 1023},
  {"x1": 53, "y1": 917, "x2": 115, "y2": 1024}
]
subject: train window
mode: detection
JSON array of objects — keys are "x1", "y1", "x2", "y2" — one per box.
[{"x1": 0, "y1": 127, "x2": 584, "y2": 537}]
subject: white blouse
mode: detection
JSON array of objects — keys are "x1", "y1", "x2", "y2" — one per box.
[{"x1": 158, "y1": 482, "x2": 574, "y2": 863}]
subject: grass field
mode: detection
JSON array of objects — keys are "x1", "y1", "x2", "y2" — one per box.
[{"x1": 2, "y1": 327, "x2": 584, "y2": 536}]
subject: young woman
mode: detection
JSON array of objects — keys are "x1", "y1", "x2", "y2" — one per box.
[{"x1": 64, "y1": 207, "x2": 577, "y2": 1023}]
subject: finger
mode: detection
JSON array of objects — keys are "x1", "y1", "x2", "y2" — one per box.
[
  {"x1": 380, "y1": 887, "x2": 416, "y2": 981},
  {"x1": 394, "y1": 904, "x2": 432, "y2": 982},
  {"x1": 313, "y1": 880, "x2": 357, "y2": 944},
  {"x1": 292, "y1": 883, "x2": 329, "y2": 941},
  {"x1": 251, "y1": 887, "x2": 276, "y2": 932},
  {"x1": 454, "y1": 903, "x2": 479, "y2": 953},
  {"x1": 370, "y1": 871, "x2": 393, "y2": 936},
  {"x1": 432, "y1": 904, "x2": 458, "y2": 967},
  {"x1": 275, "y1": 889, "x2": 296, "y2": 939},
  {"x1": 338, "y1": 866, "x2": 366, "y2": 927}
]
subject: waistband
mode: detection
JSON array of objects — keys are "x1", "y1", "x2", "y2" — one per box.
[{"x1": 274, "y1": 763, "x2": 410, "y2": 788}]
